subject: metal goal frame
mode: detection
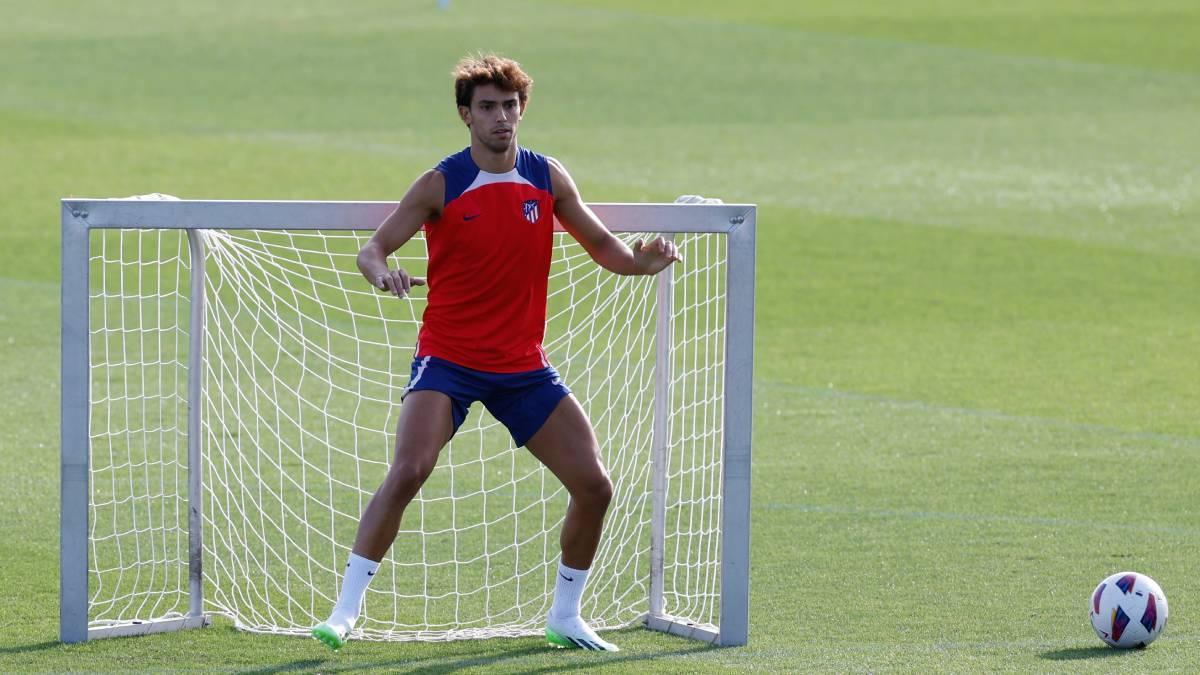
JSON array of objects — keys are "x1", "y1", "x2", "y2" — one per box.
[{"x1": 60, "y1": 199, "x2": 756, "y2": 646}]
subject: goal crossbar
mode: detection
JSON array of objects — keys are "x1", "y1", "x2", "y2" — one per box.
[
  {"x1": 63, "y1": 199, "x2": 752, "y2": 233},
  {"x1": 60, "y1": 199, "x2": 755, "y2": 647}
]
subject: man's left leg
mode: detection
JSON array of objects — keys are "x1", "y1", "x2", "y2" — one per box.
[{"x1": 524, "y1": 394, "x2": 619, "y2": 651}]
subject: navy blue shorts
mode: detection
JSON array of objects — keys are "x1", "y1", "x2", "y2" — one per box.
[{"x1": 402, "y1": 356, "x2": 571, "y2": 447}]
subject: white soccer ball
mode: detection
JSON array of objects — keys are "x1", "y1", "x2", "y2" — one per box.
[{"x1": 1089, "y1": 571, "x2": 1168, "y2": 648}]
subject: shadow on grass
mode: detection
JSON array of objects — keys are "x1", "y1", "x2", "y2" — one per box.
[
  {"x1": 239, "y1": 636, "x2": 712, "y2": 674},
  {"x1": 0, "y1": 641, "x2": 62, "y2": 655},
  {"x1": 1040, "y1": 646, "x2": 1126, "y2": 661}
]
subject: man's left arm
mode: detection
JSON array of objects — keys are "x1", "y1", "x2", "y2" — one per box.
[{"x1": 549, "y1": 157, "x2": 680, "y2": 276}]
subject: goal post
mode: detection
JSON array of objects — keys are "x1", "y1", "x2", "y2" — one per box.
[{"x1": 60, "y1": 199, "x2": 756, "y2": 646}]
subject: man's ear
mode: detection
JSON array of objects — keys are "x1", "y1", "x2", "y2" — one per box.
[{"x1": 458, "y1": 105, "x2": 471, "y2": 127}]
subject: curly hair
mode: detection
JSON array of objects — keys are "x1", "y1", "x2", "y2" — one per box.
[{"x1": 452, "y1": 53, "x2": 533, "y2": 108}]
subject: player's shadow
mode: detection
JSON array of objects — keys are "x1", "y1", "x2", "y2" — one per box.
[
  {"x1": 408, "y1": 644, "x2": 709, "y2": 674},
  {"x1": 235, "y1": 645, "x2": 546, "y2": 675},
  {"x1": 1040, "y1": 646, "x2": 1126, "y2": 661},
  {"x1": 241, "y1": 639, "x2": 711, "y2": 674}
]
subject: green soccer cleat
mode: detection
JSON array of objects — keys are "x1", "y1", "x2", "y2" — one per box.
[
  {"x1": 545, "y1": 614, "x2": 620, "y2": 652},
  {"x1": 311, "y1": 621, "x2": 349, "y2": 651}
]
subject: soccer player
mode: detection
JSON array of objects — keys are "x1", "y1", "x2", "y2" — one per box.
[{"x1": 311, "y1": 54, "x2": 681, "y2": 653}]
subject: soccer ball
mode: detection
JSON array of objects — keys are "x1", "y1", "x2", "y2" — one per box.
[{"x1": 1089, "y1": 571, "x2": 1168, "y2": 648}]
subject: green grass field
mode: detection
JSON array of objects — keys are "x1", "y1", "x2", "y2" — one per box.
[{"x1": 3, "y1": 0, "x2": 1199, "y2": 671}]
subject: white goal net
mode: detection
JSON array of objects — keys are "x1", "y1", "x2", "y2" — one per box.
[{"x1": 62, "y1": 200, "x2": 755, "y2": 645}]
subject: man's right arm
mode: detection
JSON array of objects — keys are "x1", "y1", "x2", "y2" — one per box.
[{"x1": 357, "y1": 169, "x2": 445, "y2": 298}]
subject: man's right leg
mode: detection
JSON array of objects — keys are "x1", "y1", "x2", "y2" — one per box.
[
  {"x1": 312, "y1": 390, "x2": 454, "y2": 650},
  {"x1": 351, "y1": 390, "x2": 455, "y2": 561}
]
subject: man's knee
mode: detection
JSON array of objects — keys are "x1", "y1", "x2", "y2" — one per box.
[
  {"x1": 572, "y1": 470, "x2": 613, "y2": 510},
  {"x1": 383, "y1": 457, "x2": 436, "y2": 499}
]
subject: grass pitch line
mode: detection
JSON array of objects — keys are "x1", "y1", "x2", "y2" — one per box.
[
  {"x1": 759, "y1": 381, "x2": 1200, "y2": 448},
  {"x1": 761, "y1": 502, "x2": 1200, "y2": 536}
]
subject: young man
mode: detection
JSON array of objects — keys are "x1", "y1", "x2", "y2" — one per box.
[{"x1": 311, "y1": 54, "x2": 680, "y2": 653}]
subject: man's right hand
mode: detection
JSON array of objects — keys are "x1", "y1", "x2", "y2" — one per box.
[
  {"x1": 356, "y1": 169, "x2": 443, "y2": 298},
  {"x1": 374, "y1": 268, "x2": 427, "y2": 298}
]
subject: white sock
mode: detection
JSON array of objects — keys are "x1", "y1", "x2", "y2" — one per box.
[
  {"x1": 327, "y1": 552, "x2": 381, "y2": 632},
  {"x1": 549, "y1": 561, "x2": 590, "y2": 620}
]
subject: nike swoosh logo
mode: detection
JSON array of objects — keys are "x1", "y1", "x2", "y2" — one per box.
[
  {"x1": 559, "y1": 572, "x2": 574, "y2": 582},
  {"x1": 463, "y1": 213, "x2": 481, "y2": 221},
  {"x1": 367, "y1": 570, "x2": 375, "y2": 576}
]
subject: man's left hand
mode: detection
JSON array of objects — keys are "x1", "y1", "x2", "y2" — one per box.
[{"x1": 632, "y1": 236, "x2": 682, "y2": 275}]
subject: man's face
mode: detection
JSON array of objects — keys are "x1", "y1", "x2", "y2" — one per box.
[{"x1": 460, "y1": 83, "x2": 524, "y2": 153}]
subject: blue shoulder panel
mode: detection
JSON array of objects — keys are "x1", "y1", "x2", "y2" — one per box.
[
  {"x1": 515, "y1": 147, "x2": 553, "y2": 195},
  {"x1": 436, "y1": 148, "x2": 480, "y2": 206}
]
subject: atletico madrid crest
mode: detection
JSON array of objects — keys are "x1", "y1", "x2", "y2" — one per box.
[{"x1": 523, "y1": 199, "x2": 540, "y2": 224}]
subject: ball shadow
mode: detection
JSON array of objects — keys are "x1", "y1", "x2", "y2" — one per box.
[{"x1": 1040, "y1": 646, "x2": 1132, "y2": 661}]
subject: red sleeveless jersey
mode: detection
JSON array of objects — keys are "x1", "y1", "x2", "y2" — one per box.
[{"x1": 415, "y1": 147, "x2": 556, "y2": 373}]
